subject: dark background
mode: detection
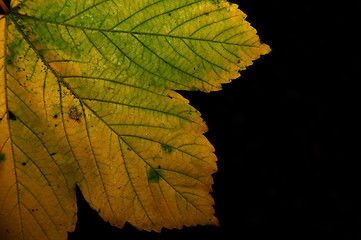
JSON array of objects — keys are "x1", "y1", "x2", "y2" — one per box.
[
  {"x1": 4, "y1": 0, "x2": 359, "y2": 239},
  {"x1": 69, "y1": 1, "x2": 361, "y2": 239}
]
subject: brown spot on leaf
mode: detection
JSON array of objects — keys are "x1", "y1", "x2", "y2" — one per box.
[{"x1": 69, "y1": 107, "x2": 80, "y2": 121}]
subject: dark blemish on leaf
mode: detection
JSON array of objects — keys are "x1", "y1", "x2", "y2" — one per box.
[
  {"x1": 237, "y1": 60, "x2": 241, "y2": 64},
  {"x1": 8, "y1": 111, "x2": 16, "y2": 120},
  {"x1": 205, "y1": 12, "x2": 209, "y2": 16},
  {"x1": 22, "y1": 162, "x2": 26, "y2": 166},
  {"x1": 50, "y1": 153, "x2": 56, "y2": 156},
  {"x1": 148, "y1": 168, "x2": 163, "y2": 183},
  {"x1": 69, "y1": 107, "x2": 80, "y2": 121},
  {"x1": 69, "y1": 107, "x2": 78, "y2": 120},
  {"x1": 0, "y1": 153, "x2": 5, "y2": 162},
  {"x1": 53, "y1": 114, "x2": 58, "y2": 119},
  {"x1": 127, "y1": 147, "x2": 131, "y2": 151},
  {"x1": 161, "y1": 144, "x2": 173, "y2": 154},
  {"x1": 168, "y1": 13, "x2": 171, "y2": 16}
]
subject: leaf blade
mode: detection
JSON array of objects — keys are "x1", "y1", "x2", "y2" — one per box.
[{"x1": 0, "y1": 0, "x2": 270, "y2": 237}]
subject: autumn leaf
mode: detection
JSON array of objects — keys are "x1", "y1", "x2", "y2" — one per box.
[{"x1": 0, "y1": 0, "x2": 270, "y2": 239}]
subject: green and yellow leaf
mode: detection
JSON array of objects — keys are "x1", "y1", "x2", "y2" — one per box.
[{"x1": 0, "y1": 0, "x2": 269, "y2": 239}]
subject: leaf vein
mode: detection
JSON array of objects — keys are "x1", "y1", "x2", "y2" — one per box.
[
  {"x1": 80, "y1": 101, "x2": 120, "y2": 225},
  {"x1": 167, "y1": 6, "x2": 226, "y2": 35},
  {"x1": 100, "y1": 31, "x2": 190, "y2": 89},
  {"x1": 188, "y1": 13, "x2": 243, "y2": 38},
  {"x1": 13, "y1": 142, "x2": 71, "y2": 221},
  {"x1": 12, "y1": 116, "x2": 71, "y2": 192},
  {"x1": 63, "y1": 0, "x2": 112, "y2": 23},
  {"x1": 7, "y1": 87, "x2": 40, "y2": 119},
  {"x1": 17, "y1": 180, "x2": 63, "y2": 238},
  {"x1": 130, "y1": 33, "x2": 214, "y2": 88},
  {"x1": 130, "y1": 0, "x2": 204, "y2": 31},
  {"x1": 116, "y1": 137, "x2": 155, "y2": 226},
  {"x1": 19, "y1": 202, "x2": 52, "y2": 240},
  {"x1": 81, "y1": 97, "x2": 195, "y2": 123},
  {"x1": 109, "y1": 0, "x2": 166, "y2": 30}
]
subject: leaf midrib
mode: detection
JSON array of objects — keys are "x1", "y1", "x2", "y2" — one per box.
[{"x1": 11, "y1": 12, "x2": 250, "y2": 47}]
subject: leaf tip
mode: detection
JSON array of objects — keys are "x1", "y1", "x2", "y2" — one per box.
[
  {"x1": 260, "y1": 43, "x2": 271, "y2": 55},
  {"x1": 211, "y1": 216, "x2": 220, "y2": 227}
]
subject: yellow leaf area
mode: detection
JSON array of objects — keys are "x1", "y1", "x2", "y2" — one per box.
[{"x1": 0, "y1": 0, "x2": 270, "y2": 239}]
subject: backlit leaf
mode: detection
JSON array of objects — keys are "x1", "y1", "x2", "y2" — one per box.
[{"x1": 0, "y1": 0, "x2": 270, "y2": 239}]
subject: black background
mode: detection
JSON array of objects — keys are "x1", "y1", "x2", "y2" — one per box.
[
  {"x1": 3, "y1": 0, "x2": 360, "y2": 239},
  {"x1": 70, "y1": 1, "x2": 361, "y2": 240}
]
